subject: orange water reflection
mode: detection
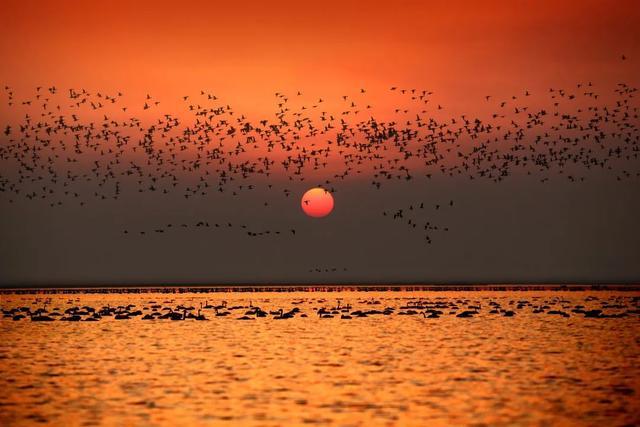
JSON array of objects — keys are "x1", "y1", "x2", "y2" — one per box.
[{"x1": 1, "y1": 290, "x2": 639, "y2": 426}]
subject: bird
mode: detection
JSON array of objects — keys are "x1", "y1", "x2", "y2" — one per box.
[{"x1": 0, "y1": 81, "x2": 638, "y2": 254}]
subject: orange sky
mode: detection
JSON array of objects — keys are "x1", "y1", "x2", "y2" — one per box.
[
  {"x1": 1, "y1": 0, "x2": 638, "y2": 185},
  {"x1": 1, "y1": 1, "x2": 640, "y2": 285},
  {"x1": 1, "y1": 0, "x2": 638, "y2": 117}
]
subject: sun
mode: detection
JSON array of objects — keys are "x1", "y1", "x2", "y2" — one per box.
[{"x1": 301, "y1": 188, "x2": 334, "y2": 218}]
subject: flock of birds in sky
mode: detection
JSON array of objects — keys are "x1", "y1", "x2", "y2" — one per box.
[
  {"x1": 2, "y1": 294, "x2": 639, "y2": 322},
  {"x1": 122, "y1": 219, "x2": 297, "y2": 238},
  {"x1": 383, "y1": 199, "x2": 454, "y2": 244},
  {"x1": 1, "y1": 79, "x2": 639, "y2": 245}
]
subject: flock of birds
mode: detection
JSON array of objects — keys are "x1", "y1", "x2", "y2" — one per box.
[
  {"x1": 123, "y1": 220, "x2": 296, "y2": 238},
  {"x1": 383, "y1": 199, "x2": 454, "y2": 244},
  {"x1": 307, "y1": 267, "x2": 349, "y2": 274},
  {"x1": 1, "y1": 80, "x2": 638, "y2": 245},
  {"x1": 2, "y1": 295, "x2": 639, "y2": 322}
]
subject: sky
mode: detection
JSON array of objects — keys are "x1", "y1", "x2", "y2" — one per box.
[{"x1": 0, "y1": 0, "x2": 639, "y2": 285}]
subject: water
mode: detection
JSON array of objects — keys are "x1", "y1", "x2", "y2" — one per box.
[{"x1": 1, "y1": 290, "x2": 639, "y2": 426}]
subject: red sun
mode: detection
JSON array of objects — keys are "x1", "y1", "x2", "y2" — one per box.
[{"x1": 301, "y1": 188, "x2": 334, "y2": 218}]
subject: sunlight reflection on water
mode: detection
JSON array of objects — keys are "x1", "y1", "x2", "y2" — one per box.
[{"x1": 1, "y1": 290, "x2": 639, "y2": 426}]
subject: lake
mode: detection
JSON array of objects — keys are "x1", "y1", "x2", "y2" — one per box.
[{"x1": 1, "y1": 289, "x2": 639, "y2": 426}]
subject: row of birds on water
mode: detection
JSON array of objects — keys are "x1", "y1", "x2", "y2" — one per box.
[
  {"x1": 3, "y1": 295, "x2": 639, "y2": 322},
  {"x1": 383, "y1": 199, "x2": 454, "y2": 244},
  {"x1": 122, "y1": 220, "x2": 296, "y2": 238},
  {"x1": 0, "y1": 81, "x2": 638, "y2": 211}
]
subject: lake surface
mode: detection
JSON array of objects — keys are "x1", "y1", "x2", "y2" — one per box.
[{"x1": 1, "y1": 290, "x2": 639, "y2": 426}]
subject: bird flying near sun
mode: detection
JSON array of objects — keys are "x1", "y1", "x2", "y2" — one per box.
[{"x1": 301, "y1": 188, "x2": 334, "y2": 218}]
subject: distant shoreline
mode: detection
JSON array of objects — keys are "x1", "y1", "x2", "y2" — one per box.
[{"x1": 1, "y1": 284, "x2": 640, "y2": 294}]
